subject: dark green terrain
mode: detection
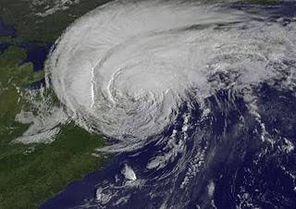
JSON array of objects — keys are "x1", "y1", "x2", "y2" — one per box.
[
  {"x1": 0, "y1": 1, "x2": 110, "y2": 208},
  {"x1": 0, "y1": 45, "x2": 108, "y2": 209}
]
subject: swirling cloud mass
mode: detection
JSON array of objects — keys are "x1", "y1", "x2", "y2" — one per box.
[
  {"x1": 42, "y1": 0, "x2": 296, "y2": 208},
  {"x1": 46, "y1": 1, "x2": 295, "y2": 143}
]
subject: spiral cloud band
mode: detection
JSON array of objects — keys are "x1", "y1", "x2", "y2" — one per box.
[{"x1": 46, "y1": 0, "x2": 296, "y2": 142}]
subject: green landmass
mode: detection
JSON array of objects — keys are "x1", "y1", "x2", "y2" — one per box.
[
  {"x1": 0, "y1": 122, "x2": 108, "y2": 209},
  {"x1": 0, "y1": 46, "x2": 108, "y2": 209},
  {"x1": 0, "y1": 0, "x2": 113, "y2": 208},
  {"x1": 0, "y1": 0, "x2": 109, "y2": 42}
]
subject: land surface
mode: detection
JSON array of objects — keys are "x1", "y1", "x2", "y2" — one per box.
[
  {"x1": 0, "y1": 0, "x2": 109, "y2": 42},
  {"x1": 0, "y1": 1, "x2": 110, "y2": 207},
  {"x1": 0, "y1": 46, "x2": 108, "y2": 209}
]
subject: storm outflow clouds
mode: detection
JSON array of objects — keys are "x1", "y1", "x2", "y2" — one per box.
[{"x1": 46, "y1": 0, "x2": 296, "y2": 143}]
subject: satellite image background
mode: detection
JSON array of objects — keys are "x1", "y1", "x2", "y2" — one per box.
[{"x1": 0, "y1": 0, "x2": 296, "y2": 209}]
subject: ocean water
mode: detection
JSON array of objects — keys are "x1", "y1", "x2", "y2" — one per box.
[{"x1": 0, "y1": 18, "x2": 16, "y2": 37}]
